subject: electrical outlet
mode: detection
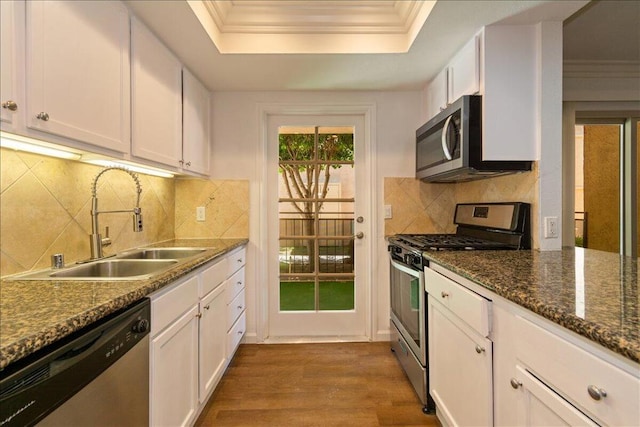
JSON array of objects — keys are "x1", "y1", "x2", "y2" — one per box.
[
  {"x1": 544, "y1": 216, "x2": 558, "y2": 238},
  {"x1": 196, "y1": 206, "x2": 206, "y2": 222},
  {"x1": 384, "y1": 205, "x2": 392, "y2": 219}
]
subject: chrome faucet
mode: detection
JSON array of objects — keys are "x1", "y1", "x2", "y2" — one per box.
[{"x1": 89, "y1": 166, "x2": 143, "y2": 260}]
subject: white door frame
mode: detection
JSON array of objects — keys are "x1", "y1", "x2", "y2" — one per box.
[{"x1": 255, "y1": 103, "x2": 377, "y2": 342}]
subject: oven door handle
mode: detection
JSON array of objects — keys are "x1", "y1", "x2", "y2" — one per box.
[{"x1": 390, "y1": 258, "x2": 423, "y2": 278}]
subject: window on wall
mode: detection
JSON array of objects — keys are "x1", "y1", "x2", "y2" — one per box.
[{"x1": 574, "y1": 118, "x2": 638, "y2": 257}]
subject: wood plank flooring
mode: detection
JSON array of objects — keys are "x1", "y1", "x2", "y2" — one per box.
[{"x1": 195, "y1": 342, "x2": 439, "y2": 427}]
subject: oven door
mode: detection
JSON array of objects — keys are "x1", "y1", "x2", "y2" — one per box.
[{"x1": 389, "y1": 257, "x2": 426, "y2": 365}]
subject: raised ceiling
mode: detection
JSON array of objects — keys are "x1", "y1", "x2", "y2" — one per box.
[
  {"x1": 126, "y1": 0, "x2": 589, "y2": 91},
  {"x1": 195, "y1": 0, "x2": 437, "y2": 53}
]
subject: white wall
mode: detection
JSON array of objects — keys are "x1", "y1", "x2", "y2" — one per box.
[{"x1": 210, "y1": 91, "x2": 422, "y2": 342}]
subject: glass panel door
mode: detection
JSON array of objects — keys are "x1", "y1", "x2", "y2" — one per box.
[{"x1": 278, "y1": 127, "x2": 355, "y2": 311}]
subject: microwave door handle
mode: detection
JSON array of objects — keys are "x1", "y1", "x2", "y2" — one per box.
[{"x1": 441, "y1": 115, "x2": 454, "y2": 160}]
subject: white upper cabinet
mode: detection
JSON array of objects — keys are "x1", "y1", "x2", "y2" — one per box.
[
  {"x1": 424, "y1": 34, "x2": 480, "y2": 121},
  {"x1": 423, "y1": 25, "x2": 540, "y2": 161},
  {"x1": 182, "y1": 68, "x2": 211, "y2": 175},
  {"x1": 448, "y1": 35, "x2": 481, "y2": 103},
  {"x1": 1, "y1": 1, "x2": 20, "y2": 129},
  {"x1": 425, "y1": 67, "x2": 448, "y2": 121},
  {"x1": 481, "y1": 25, "x2": 538, "y2": 161},
  {"x1": 131, "y1": 16, "x2": 182, "y2": 168},
  {"x1": 25, "y1": 0, "x2": 130, "y2": 153}
]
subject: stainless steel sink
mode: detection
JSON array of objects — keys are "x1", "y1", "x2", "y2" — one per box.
[
  {"x1": 8, "y1": 259, "x2": 178, "y2": 281},
  {"x1": 117, "y1": 248, "x2": 206, "y2": 260}
]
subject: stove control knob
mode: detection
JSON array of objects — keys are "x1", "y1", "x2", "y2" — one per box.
[
  {"x1": 405, "y1": 254, "x2": 419, "y2": 265},
  {"x1": 132, "y1": 319, "x2": 149, "y2": 334}
]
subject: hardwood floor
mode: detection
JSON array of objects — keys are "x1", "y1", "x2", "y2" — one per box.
[{"x1": 195, "y1": 342, "x2": 439, "y2": 427}]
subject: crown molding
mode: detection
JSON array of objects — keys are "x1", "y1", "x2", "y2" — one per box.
[{"x1": 191, "y1": 0, "x2": 436, "y2": 53}]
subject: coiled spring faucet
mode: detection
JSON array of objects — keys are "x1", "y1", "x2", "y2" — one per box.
[{"x1": 89, "y1": 166, "x2": 143, "y2": 260}]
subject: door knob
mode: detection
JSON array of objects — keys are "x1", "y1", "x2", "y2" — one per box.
[
  {"x1": 356, "y1": 216, "x2": 364, "y2": 223},
  {"x1": 2, "y1": 100, "x2": 17, "y2": 111},
  {"x1": 355, "y1": 232, "x2": 364, "y2": 239}
]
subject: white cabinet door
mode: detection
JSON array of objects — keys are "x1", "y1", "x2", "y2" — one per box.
[
  {"x1": 26, "y1": 0, "x2": 130, "y2": 153},
  {"x1": 428, "y1": 294, "x2": 493, "y2": 427},
  {"x1": 449, "y1": 35, "x2": 480, "y2": 102},
  {"x1": 150, "y1": 305, "x2": 199, "y2": 427},
  {"x1": 131, "y1": 16, "x2": 182, "y2": 168},
  {"x1": 199, "y1": 284, "x2": 227, "y2": 403},
  {"x1": 425, "y1": 67, "x2": 448, "y2": 121},
  {"x1": 182, "y1": 68, "x2": 210, "y2": 175},
  {"x1": 1, "y1": 0, "x2": 20, "y2": 129},
  {"x1": 514, "y1": 365, "x2": 598, "y2": 427}
]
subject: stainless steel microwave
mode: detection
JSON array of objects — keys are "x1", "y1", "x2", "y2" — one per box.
[{"x1": 416, "y1": 95, "x2": 531, "y2": 183}]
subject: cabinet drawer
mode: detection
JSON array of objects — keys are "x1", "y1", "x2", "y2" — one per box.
[
  {"x1": 225, "y1": 267, "x2": 245, "y2": 303},
  {"x1": 227, "y1": 312, "x2": 246, "y2": 358},
  {"x1": 227, "y1": 247, "x2": 246, "y2": 276},
  {"x1": 425, "y1": 268, "x2": 490, "y2": 337},
  {"x1": 200, "y1": 257, "x2": 227, "y2": 297},
  {"x1": 227, "y1": 289, "x2": 246, "y2": 330},
  {"x1": 151, "y1": 275, "x2": 199, "y2": 337},
  {"x1": 515, "y1": 316, "x2": 640, "y2": 427}
]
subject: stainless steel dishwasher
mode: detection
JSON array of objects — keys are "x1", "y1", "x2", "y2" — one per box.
[{"x1": 0, "y1": 298, "x2": 150, "y2": 426}]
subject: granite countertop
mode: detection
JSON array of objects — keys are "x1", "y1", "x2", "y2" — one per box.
[
  {"x1": 0, "y1": 238, "x2": 248, "y2": 371},
  {"x1": 423, "y1": 248, "x2": 639, "y2": 364}
]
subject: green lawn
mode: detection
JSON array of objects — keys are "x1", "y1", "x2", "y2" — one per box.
[{"x1": 280, "y1": 281, "x2": 354, "y2": 311}]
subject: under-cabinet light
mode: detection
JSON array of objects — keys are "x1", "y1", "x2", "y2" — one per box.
[
  {"x1": 0, "y1": 133, "x2": 82, "y2": 160},
  {"x1": 83, "y1": 159, "x2": 175, "y2": 178}
]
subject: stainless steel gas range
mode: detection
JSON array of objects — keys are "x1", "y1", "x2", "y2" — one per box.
[{"x1": 388, "y1": 202, "x2": 531, "y2": 413}]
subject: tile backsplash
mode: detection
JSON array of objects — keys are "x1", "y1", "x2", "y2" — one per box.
[
  {"x1": 0, "y1": 148, "x2": 249, "y2": 276},
  {"x1": 384, "y1": 164, "x2": 539, "y2": 248}
]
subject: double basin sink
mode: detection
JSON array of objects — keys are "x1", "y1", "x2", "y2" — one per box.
[{"x1": 8, "y1": 248, "x2": 208, "y2": 281}]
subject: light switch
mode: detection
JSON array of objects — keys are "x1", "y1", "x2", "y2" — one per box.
[
  {"x1": 196, "y1": 206, "x2": 206, "y2": 222},
  {"x1": 384, "y1": 205, "x2": 392, "y2": 219}
]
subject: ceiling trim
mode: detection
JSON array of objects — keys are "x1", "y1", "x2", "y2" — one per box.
[{"x1": 188, "y1": 0, "x2": 437, "y2": 53}]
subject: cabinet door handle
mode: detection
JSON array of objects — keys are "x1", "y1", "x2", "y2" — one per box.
[
  {"x1": 36, "y1": 112, "x2": 50, "y2": 121},
  {"x1": 475, "y1": 345, "x2": 485, "y2": 354},
  {"x1": 237, "y1": 305, "x2": 243, "y2": 310},
  {"x1": 510, "y1": 378, "x2": 522, "y2": 389},
  {"x1": 196, "y1": 312, "x2": 202, "y2": 319},
  {"x1": 587, "y1": 385, "x2": 607, "y2": 401},
  {"x1": 441, "y1": 291, "x2": 449, "y2": 298},
  {"x1": 2, "y1": 100, "x2": 18, "y2": 111},
  {"x1": 237, "y1": 258, "x2": 243, "y2": 263},
  {"x1": 204, "y1": 304, "x2": 210, "y2": 310},
  {"x1": 185, "y1": 161, "x2": 191, "y2": 167},
  {"x1": 238, "y1": 330, "x2": 243, "y2": 335}
]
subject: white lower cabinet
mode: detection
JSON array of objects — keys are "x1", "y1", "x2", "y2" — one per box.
[
  {"x1": 151, "y1": 304, "x2": 199, "y2": 427},
  {"x1": 514, "y1": 365, "x2": 598, "y2": 426},
  {"x1": 429, "y1": 264, "x2": 640, "y2": 427},
  {"x1": 425, "y1": 267, "x2": 493, "y2": 427},
  {"x1": 149, "y1": 245, "x2": 247, "y2": 426},
  {"x1": 198, "y1": 283, "x2": 227, "y2": 403}
]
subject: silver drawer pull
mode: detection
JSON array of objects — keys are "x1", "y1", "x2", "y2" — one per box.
[
  {"x1": 238, "y1": 330, "x2": 243, "y2": 335},
  {"x1": 441, "y1": 291, "x2": 449, "y2": 298},
  {"x1": 36, "y1": 112, "x2": 49, "y2": 121},
  {"x1": 237, "y1": 305, "x2": 243, "y2": 310},
  {"x1": 510, "y1": 378, "x2": 522, "y2": 389},
  {"x1": 587, "y1": 385, "x2": 607, "y2": 401},
  {"x1": 237, "y1": 258, "x2": 242, "y2": 263},
  {"x1": 475, "y1": 345, "x2": 485, "y2": 354},
  {"x1": 237, "y1": 281, "x2": 242, "y2": 285}
]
